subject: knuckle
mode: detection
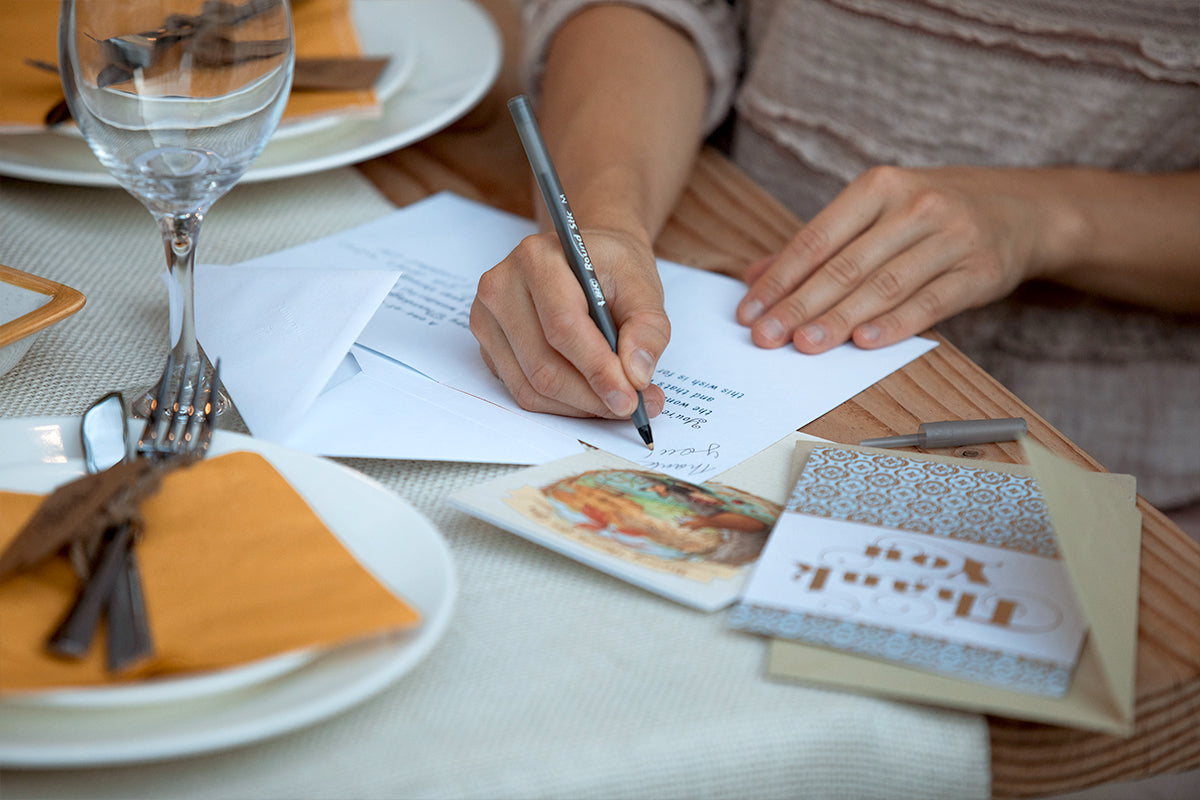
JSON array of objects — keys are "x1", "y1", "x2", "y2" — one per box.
[
  {"x1": 477, "y1": 345, "x2": 497, "y2": 376},
  {"x1": 785, "y1": 224, "x2": 832, "y2": 265},
  {"x1": 862, "y1": 164, "x2": 908, "y2": 193},
  {"x1": 516, "y1": 232, "x2": 554, "y2": 259},
  {"x1": 525, "y1": 360, "x2": 567, "y2": 400},
  {"x1": 540, "y1": 310, "x2": 578, "y2": 352},
  {"x1": 907, "y1": 188, "x2": 953, "y2": 222},
  {"x1": 969, "y1": 252, "x2": 1007, "y2": 286},
  {"x1": 823, "y1": 251, "x2": 866, "y2": 289},
  {"x1": 467, "y1": 306, "x2": 486, "y2": 339},
  {"x1": 509, "y1": 381, "x2": 544, "y2": 412},
  {"x1": 911, "y1": 287, "x2": 945, "y2": 321},
  {"x1": 820, "y1": 306, "x2": 854, "y2": 335},
  {"x1": 657, "y1": 314, "x2": 672, "y2": 348},
  {"x1": 870, "y1": 268, "x2": 905, "y2": 303},
  {"x1": 753, "y1": 271, "x2": 796, "y2": 304},
  {"x1": 775, "y1": 292, "x2": 813, "y2": 324},
  {"x1": 474, "y1": 268, "x2": 503, "y2": 305}
]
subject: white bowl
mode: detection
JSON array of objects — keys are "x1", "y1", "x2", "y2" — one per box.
[{"x1": 0, "y1": 265, "x2": 85, "y2": 376}]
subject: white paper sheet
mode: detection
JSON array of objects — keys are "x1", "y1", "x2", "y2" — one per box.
[
  {"x1": 197, "y1": 192, "x2": 937, "y2": 474},
  {"x1": 355, "y1": 193, "x2": 937, "y2": 477},
  {"x1": 285, "y1": 346, "x2": 586, "y2": 463}
]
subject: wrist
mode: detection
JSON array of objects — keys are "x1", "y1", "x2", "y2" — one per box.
[
  {"x1": 556, "y1": 164, "x2": 658, "y2": 248},
  {"x1": 1027, "y1": 173, "x2": 1093, "y2": 281}
]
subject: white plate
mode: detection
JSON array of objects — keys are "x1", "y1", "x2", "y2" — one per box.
[
  {"x1": 0, "y1": 0, "x2": 500, "y2": 186},
  {"x1": 0, "y1": 417, "x2": 457, "y2": 768},
  {"x1": 4, "y1": 648, "x2": 314, "y2": 710},
  {"x1": 261, "y1": 0, "x2": 420, "y2": 141},
  {"x1": 46, "y1": 0, "x2": 420, "y2": 144}
]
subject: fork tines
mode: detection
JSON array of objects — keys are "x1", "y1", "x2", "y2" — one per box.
[{"x1": 137, "y1": 354, "x2": 221, "y2": 462}]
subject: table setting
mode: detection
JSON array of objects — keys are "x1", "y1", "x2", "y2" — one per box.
[
  {"x1": 2, "y1": 2, "x2": 1197, "y2": 799},
  {"x1": 0, "y1": 2, "x2": 993, "y2": 796},
  {"x1": 0, "y1": 168, "x2": 989, "y2": 795}
]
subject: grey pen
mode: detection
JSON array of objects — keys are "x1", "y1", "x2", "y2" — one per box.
[
  {"x1": 860, "y1": 418, "x2": 1027, "y2": 449},
  {"x1": 508, "y1": 94, "x2": 654, "y2": 450}
]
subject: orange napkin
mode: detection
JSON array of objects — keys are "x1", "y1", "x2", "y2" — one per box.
[
  {"x1": 0, "y1": 0, "x2": 379, "y2": 133},
  {"x1": 0, "y1": 450, "x2": 420, "y2": 695}
]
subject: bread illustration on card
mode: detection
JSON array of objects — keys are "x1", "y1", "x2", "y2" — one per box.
[
  {"x1": 450, "y1": 449, "x2": 785, "y2": 611},
  {"x1": 525, "y1": 469, "x2": 778, "y2": 570}
]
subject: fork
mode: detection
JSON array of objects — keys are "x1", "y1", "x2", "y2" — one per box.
[{"x1": 47, "y1": 355, "x2": 221, "y2": 668}]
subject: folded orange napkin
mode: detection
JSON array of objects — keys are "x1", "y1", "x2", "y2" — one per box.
[
  {"x1": 0, "y1": 0, "x2": 379, "y2": 133},
  {"x1": 0, "y1": 450, "x2": 419, "y2": 695}
]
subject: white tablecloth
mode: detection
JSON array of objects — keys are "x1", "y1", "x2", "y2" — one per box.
[{"x1": 0, "y1": 168, "x2": 990, "y2": 799}]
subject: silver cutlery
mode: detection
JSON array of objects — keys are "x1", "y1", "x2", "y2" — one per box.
[{"x1": 46, "y1": 355, "x2": 221, "y2": 669}]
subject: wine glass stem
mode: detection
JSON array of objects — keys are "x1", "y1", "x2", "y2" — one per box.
[{"x1": 158, "y1": 211, "x2": 204, "y2": 368}]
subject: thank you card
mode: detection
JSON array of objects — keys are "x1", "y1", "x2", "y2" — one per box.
[{"x1": 730, "y1": 446, "x2": 1088, "y2": 696}]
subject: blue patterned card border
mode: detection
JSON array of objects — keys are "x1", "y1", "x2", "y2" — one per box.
[
  {"x1": 787, "y1": 446, "x2": 1057, "y2": 557},
  {"x1": 729, "y1": 603, "x2": 1072, "y2": 696}
]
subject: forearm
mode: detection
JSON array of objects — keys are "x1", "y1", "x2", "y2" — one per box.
[
  {"x1": 1032, "y1": 168, "x2": 1200, "y2": 311},
  {"x1": 535, "y1": 5, "x2": 709, "y2": 246}
]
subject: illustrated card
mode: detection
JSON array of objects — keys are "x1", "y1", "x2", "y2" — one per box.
[
  {"x1": 729, "y1": 445, "x2": 1089, "y2": 696},
  {"x1": 447, "y1": 437, "x2": 813, "y2": 611}
]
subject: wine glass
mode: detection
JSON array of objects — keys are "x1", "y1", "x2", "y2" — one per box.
[{"x1": 58, "y1": 0, "x2": 294, "y2": 414}]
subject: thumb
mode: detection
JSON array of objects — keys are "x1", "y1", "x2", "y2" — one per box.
[{"x1": 616, "y1": 303, "x2": 671, "y2": 389}]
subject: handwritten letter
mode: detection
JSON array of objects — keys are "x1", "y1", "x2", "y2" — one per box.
[{"x1": 299, "y1": 193, "x2": 936, "y2": 475}]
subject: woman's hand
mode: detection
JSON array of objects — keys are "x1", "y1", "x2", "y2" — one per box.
[
  {"x1": 736, "y1": 165, "x2": 1081, "y2": 352},
  {"x1": 470, "y1": 226, "x2": 670, "y2": 419}
]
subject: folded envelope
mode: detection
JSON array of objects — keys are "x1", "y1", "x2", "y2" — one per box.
[
  {"x1": 193, "y1": 261, "x2": 586, "y2": 464},
  {"x1": 0, "y1": 450, "x2": 420, "y2": 694},
  {"x1": 0, "y1": 0, "x2": 379, "y2": 133}
]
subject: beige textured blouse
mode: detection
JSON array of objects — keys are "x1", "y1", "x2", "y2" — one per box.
[{"x1": 521, "y1": 0, "x2": 1200, "y2": 507}]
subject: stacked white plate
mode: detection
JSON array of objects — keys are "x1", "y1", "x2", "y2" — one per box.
[{"x1": 0, "y1": 0, "x2": 502, "y2": 186}]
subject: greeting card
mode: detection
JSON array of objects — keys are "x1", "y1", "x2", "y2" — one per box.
[
  {"x1": 449, "y1": 434, "x2": 820, "y2": 611},
  {"x1": 730, "y1": 445, "x2": 1090, "y2": 696}
]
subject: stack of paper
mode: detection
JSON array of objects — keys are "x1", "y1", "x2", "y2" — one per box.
[{"x1": 197, "y1": 193, "x2": 937, "y2": 474}]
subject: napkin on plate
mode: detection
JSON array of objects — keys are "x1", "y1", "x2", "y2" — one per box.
[
  {"x1": 0, "y1": 0, "x2": 380, "y2": 133},
  {"x1": 0, "y1": 450, "x2": 420, "y2": 694}
]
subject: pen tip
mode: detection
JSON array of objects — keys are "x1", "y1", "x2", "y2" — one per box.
[
  {"x1": 637, "y1": 424, "x2": 654, "y2": 451},
  {"x1": 646, "y1": 441, "x2": 654, "y2": 452}
]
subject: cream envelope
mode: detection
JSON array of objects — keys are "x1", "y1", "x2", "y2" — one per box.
[{"x1": 764, "y1": 439, "x2": 1140, "y2": 735}]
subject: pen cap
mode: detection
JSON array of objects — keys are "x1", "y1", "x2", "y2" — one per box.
[{"x1": 918, "y1": 418, "x2": 1028, "y2": 448}]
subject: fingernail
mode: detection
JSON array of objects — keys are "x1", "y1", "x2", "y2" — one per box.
[
  {"x1": 631, "y1": 348, "x2": 655, "y2": 385},
  {"x1": 799, "y1": 324, "x2": 826, "y2": 346},
  {"x1": 758, "y1": 317, "x2": 785, "y2": 343},
  {"x1": 606, "y1": 390, "x2": 634, "y2": 416},
  {"x1": 742, "y1": 299, "x2": 764, "y2": 323},
  {"x1": 858, "y1": 323, "x2": 880, "y2": 344}
]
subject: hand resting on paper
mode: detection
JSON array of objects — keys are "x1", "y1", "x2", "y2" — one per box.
[{"x1": 736, "y1": 165, "x2": 1200, "y2": 355}]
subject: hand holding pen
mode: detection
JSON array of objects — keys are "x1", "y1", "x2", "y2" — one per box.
[
  {"x1": 468, "y1": 95, "x2": 668, "y2": 437},
  {"x1": 507, "y1": 95, "x2": 654, "y2": 448}
]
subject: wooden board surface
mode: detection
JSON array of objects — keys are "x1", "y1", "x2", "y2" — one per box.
[{"x1": 355, "y1": 3, "x2": 1200, "y2": 795}]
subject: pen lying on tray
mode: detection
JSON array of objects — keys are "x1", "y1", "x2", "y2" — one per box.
[{"x1": 860, "y1": 417, "x2": 1027, "y2": 449}]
